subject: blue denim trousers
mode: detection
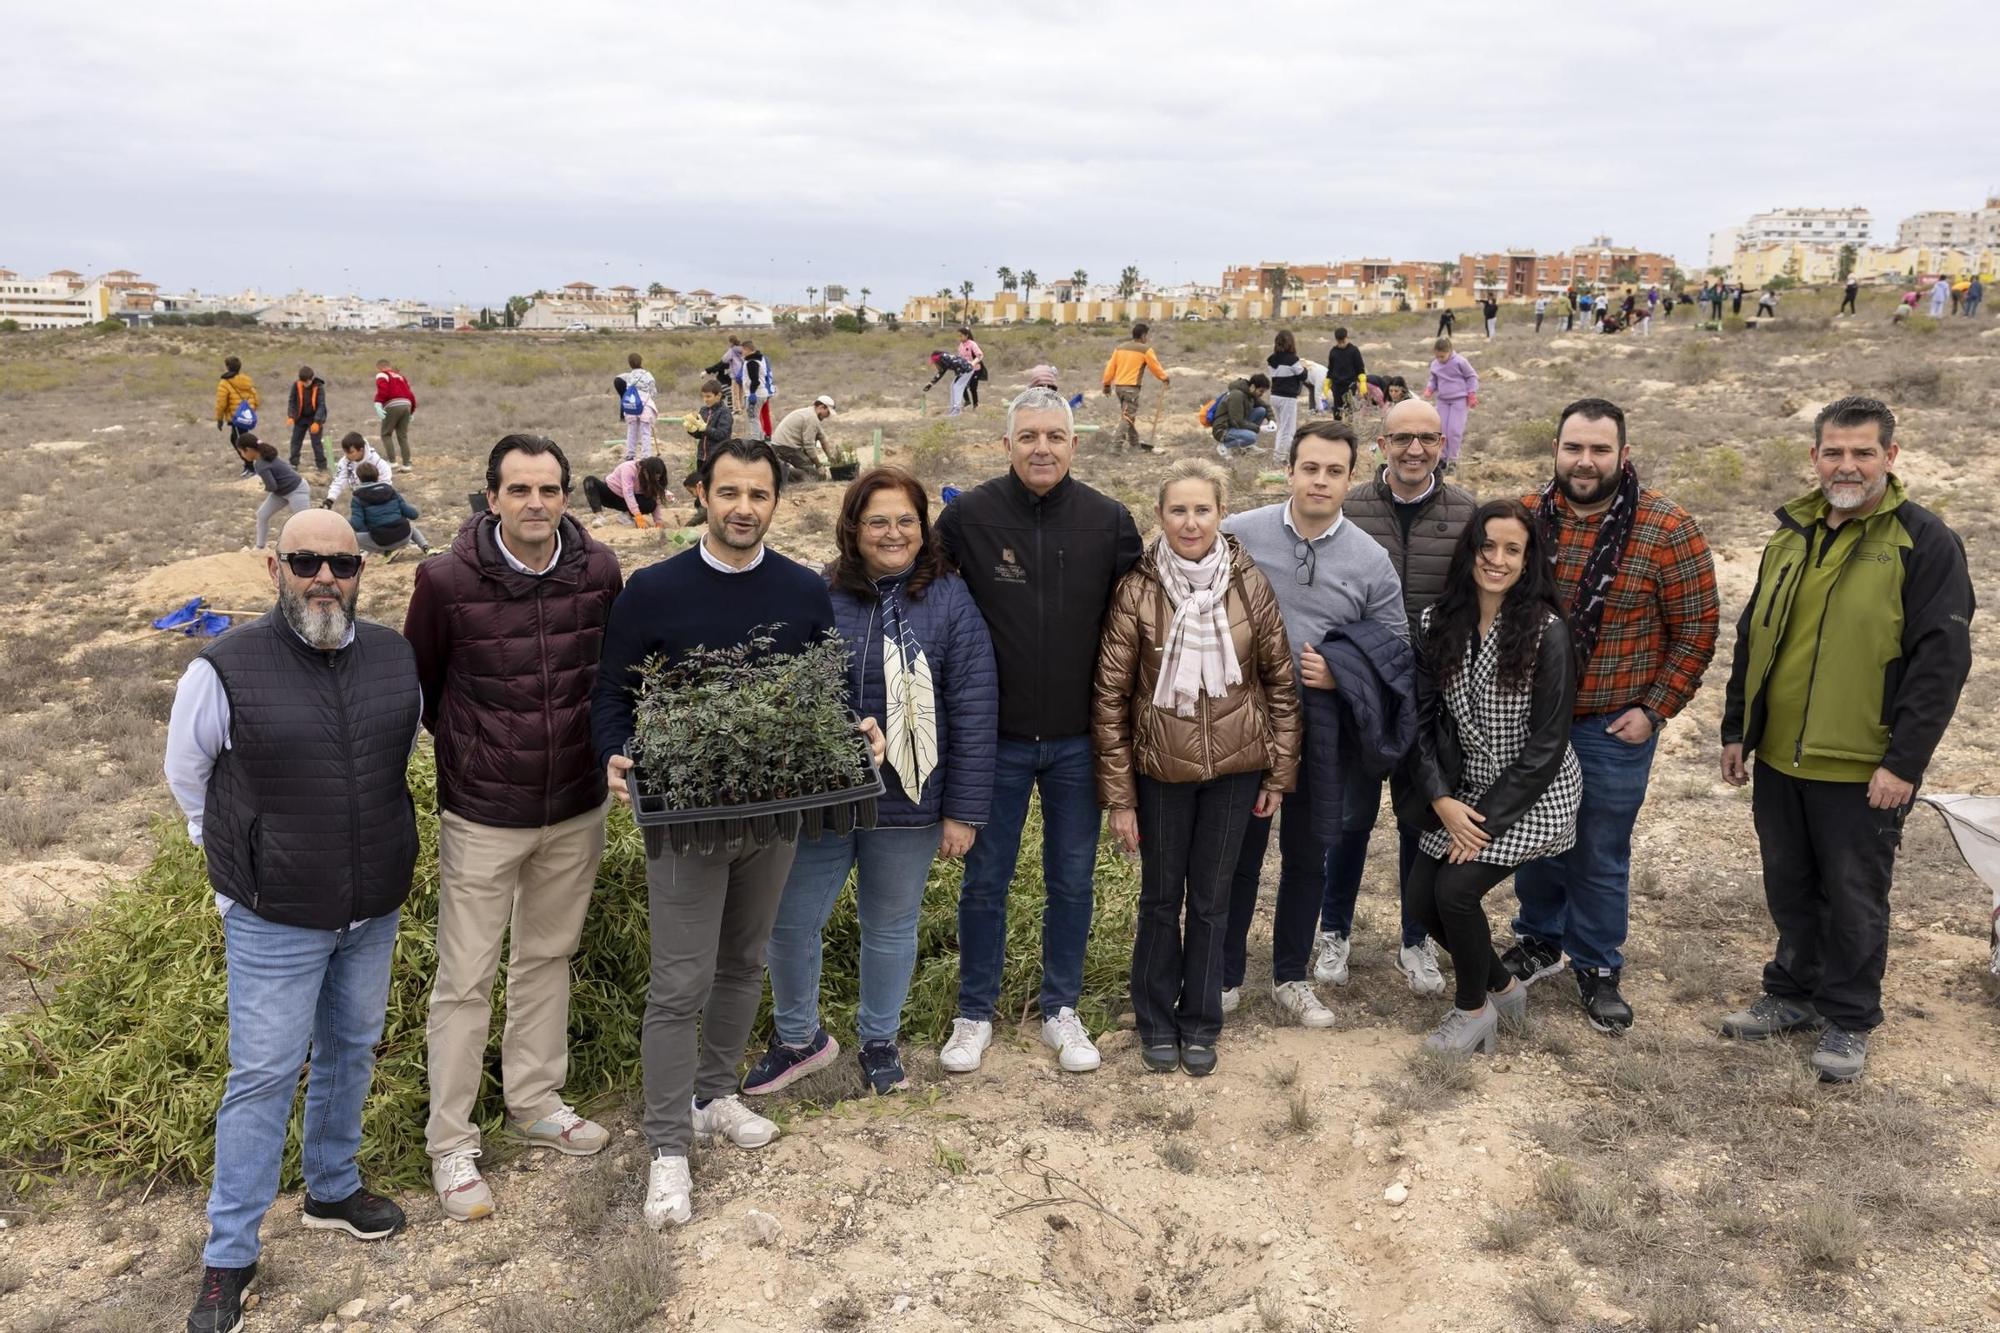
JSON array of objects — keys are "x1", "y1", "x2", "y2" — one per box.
[
  {"x1": 1511, "y1": 714, "x2": 1658, "y2": 974},
  {"x1": 766, "y1": 823, "x2": 943, "y2": 1045},
  {"x1": 1319, "y1": 775, "x2": 1426, "y2": 948},
  {"x1": 956, "y1": 735, "x2": 1101, "y2": 1021},
  {"x1": 204, "y1": 907, "x2": 400, "y2": 1268}
]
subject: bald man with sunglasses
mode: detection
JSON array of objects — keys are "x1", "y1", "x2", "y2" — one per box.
[{"x1": 166, "y1": 509, "x2": 423, "y2": 1333}]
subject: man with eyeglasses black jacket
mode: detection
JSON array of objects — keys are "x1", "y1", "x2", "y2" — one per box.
[
  {"x1": 1220, "y1": 421, "x2": 1406, "y2": 1029},
  {"x1": 165, "y1": 509, "x2": 421, "y2": 1333},
  {"x1": 1311, "y1": 398, "x2": 1480, "y2": 996}
]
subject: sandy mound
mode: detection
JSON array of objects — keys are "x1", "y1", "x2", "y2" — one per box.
[
  {"x1": 131, "y1": 549, "x2": 278, "y2": 616},
  {"x1": 0, "y1": 859, "x2": 123, "y2": 927}
]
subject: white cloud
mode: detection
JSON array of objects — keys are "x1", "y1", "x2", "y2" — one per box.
[{"x1": 4, "y1": 0, "x2": 1995, "y2": 303}]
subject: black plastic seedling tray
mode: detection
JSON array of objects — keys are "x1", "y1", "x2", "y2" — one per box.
[{"x1": 626, "y1": 748, "x2": 886, "y2": 858}]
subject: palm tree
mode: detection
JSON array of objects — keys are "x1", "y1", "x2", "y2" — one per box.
[
  {"x1": 959, "y1": 280, "x2": 976, "y2": 323},
  {"x1": 859, "y1": 286, "x2": 871, "y2": 322},
  {"x1": 1072, "y1": 268, "x2": 1088, "y2": 288},
  {"x1": 1117, "y1": 265, "x2": 1141, "y2": 300},
  {"x1": 1020, "y1": 269, "x2": 1038, "y2": 307},
  {"x1": 1268, "y1": 265, "x2": 1289, "y2": 318},
  {"x1": 997, "y1": 266, "x2": 1016, "y2": 291},
  {"x1": 647, "y1": 282, "x2": 666, "y2": 297},
  {"x1": 1436, "y1": 260, "x2": 1459, "y2": 292},
  {"x1": 806, "y1": 285, "x2": 818, "y2": 313}
]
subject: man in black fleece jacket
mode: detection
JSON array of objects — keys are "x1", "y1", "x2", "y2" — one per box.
[
  {"x1": 591, "y1": 439, "x2": 878, "y2": 1231},
  {"x1": 933, "y1": 387, "x2": 1142, "y2": 1077}
]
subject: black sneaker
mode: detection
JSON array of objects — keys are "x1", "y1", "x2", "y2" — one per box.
[
  {"x1": 187, "y1": 1262, "x2": 256, "y2": 1333},
  {"x1": 1140, "y1": 1042, "x2": 1180, "y2": 1073},
  {"x1": 301, "y1": 1186, "x2": 406, "y2": 1241},
  {"x1": 1179, "y1": 1044, "x2": 1217, "y2": 1078},
  {"x1": 1576, "y1": 968, "x2": 1634, "y2": 1035},
  {"x1": 1500, "y1": 938, "x2": 1564, "y2": 988},
  {"x1": 740, "y1": 1027, "x2": 841, "y2": 1096},
  {"x1": 857, "y1": 1040, "x2": 910, "y2": 1095}
]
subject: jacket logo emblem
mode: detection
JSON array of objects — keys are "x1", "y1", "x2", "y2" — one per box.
[{"x1": 994, "y1": 547, "x2": 1027, "y2": 584}]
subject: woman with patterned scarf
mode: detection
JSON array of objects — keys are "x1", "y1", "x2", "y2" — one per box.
[
  {"x1": 743, "y1": 468, "x2": 998, "y2": 1099},
  {"x1": 1093, "y1": 458, "x2": 1301, "y2": 1077}
]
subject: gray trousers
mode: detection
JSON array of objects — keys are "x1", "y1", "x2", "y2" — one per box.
[
  {"x1": 255, "y1": 488, "x2": 310, "y2": 549},
  {"x1": 380, "y1": 399, "x2": 413, "y2": 465},
  {"x1": 642, "y1": 837, "x2": 798, "y2": 1154}
]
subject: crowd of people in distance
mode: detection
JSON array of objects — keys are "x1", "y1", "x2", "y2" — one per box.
[{"x1": 170, "y1": 320, "x2": 1974, "y2": 1332}]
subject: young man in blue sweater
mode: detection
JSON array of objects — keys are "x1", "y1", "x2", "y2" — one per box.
[
  {"x1": 592, "y1": 438, "x2": 881, "y2": 1229},
  {"x1": 1220, "y1": 421, "x2": 1406, "y2": 1028}
]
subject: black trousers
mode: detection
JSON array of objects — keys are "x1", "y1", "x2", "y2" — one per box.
[
  {"x1": 1226, "y1": 761, "x2": 1330, "y2": 988},
  {"x1": 1751, "y1": 762, "x2": 1907, "y2": 1032},
  {"x1": 1840, "y1": 294, "x2": 1857, "y2": 314},
  {"x1": 1132, "y1": 770, "x2": 1260, "y2": 1045},
  {"x1": 1405, "y1": 853, "x2": 1515, "y2": 1010},
  {"x1": 289, "y1": 420, "x2": 326, "y2": 469},
  {"x1": 582, "y1": 475, "x2": 656, "y2": 517}
]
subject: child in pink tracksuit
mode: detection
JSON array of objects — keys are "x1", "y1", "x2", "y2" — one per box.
[{"x1": 1423, "y1": 337, "x2": 1480, "y2": 463}]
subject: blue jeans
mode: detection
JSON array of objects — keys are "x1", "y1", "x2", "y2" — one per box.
[
  {"x1": 956, "y1": 735, "x2": 1101, "y2": 1021},
  {"x1": 205, "y1": 908, "x2": 400, "y2": 1268},
  {"x1": 1319, "y1": 775, "x2": 1426, "y2": 948},
  {"x1": 1217, "y1": 405, "x2": 1269, "y2": 451},
  {"x1": 1512, "y1": 714, "x2": 1657, "y2": 974},
  {"x1": 767, "y1": 823, "x2": 942, "y2": 1044}
]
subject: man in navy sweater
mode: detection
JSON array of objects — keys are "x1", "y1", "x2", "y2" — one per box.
[{"x1": 592, "y1": 438, "x2": 880, "y2": 1230}]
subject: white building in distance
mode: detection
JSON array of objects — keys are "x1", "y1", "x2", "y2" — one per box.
[
  {"x1": 1734, "y1": 207, "x2": 1873, "y2": 247},
  {"x1": 1896, "y1": 197, "x2": 2000, "y2": 252}
]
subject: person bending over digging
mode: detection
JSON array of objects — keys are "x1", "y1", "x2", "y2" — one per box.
[
  {"x1": 591, "y1": 438, "x2": 883, "y2": 1229},
  {"x1": 167, "y1": 508, "x2": 421, "y2": 1333}
]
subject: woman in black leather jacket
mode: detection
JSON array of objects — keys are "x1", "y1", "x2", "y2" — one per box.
[{"x1": 1398, "y1": 499, "x2": 1581, "y2": 1055}]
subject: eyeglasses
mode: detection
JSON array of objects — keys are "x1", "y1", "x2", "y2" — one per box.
[
  {"x1": 860, "y1": 515, "x2": 921, "y2": 535},
  {"x1": 281, "y1": 551, "x2": 363, "y2": 579},
  {"x1": 1293, "y1": 537, "x2": 1317, "y2": 586},
  {"x1": 1385, "y1": 432, "x2": 1445, "y2": 450}
]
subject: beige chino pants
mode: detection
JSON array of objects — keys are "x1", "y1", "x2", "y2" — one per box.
[{"x1": 425, "y1": 799, "x2": 608, "y2": 1159}]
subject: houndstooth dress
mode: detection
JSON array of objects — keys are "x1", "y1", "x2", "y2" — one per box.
[{"x1": 1416, "y1": 609, "x2": 1582, "y2": 867}]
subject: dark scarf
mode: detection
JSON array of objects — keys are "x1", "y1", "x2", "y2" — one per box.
[{"x1": 1538, "y1": 459, "x2": 1640, "y2": 672}]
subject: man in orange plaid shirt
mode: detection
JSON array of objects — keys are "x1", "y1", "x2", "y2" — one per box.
[{"x1": 1504, "y1": 398, "x2": 1719, "y2": 1033}]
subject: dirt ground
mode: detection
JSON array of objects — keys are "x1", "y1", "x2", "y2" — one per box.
[{"x1": 1, "y1": 294, "x2": 1997, "y2": 1332}]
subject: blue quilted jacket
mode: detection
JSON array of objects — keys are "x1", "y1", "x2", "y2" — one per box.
[{"x1": 829, "y1": 568, "x2": 998, "y2": 827}]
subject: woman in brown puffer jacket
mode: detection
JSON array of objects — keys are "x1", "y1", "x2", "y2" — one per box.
[{"x1": 1093, "y1": 457, "x2": 1301, "y2": 1078}]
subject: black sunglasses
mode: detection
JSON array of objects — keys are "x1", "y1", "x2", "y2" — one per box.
[{"x1": 281, "y1": 551, "x2": 363, "y2": 579}]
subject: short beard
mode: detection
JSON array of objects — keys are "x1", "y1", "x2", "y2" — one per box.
[
  {"x1": 1556, "y1": 465, "x2": 1618, "y2": 507},
  {"x1": 708, "y1": 512, "x2": 766, "y2": 551},
  {"x1": 280, "y1": 581, "x2": 356, "y2": 650},
  {"x1": 1821, "y1": 472, "x2": 1886, "y2": 513}
]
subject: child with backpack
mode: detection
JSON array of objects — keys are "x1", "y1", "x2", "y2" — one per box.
[
  {"x1": 618, "y1": 352, "x2": 659, "y2": 460},
  {"x1": 215, "y1": 356, "x2": 259, "y2": 475}
]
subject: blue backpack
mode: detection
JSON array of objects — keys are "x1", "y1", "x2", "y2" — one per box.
[
  {"x1": 620, "y1": 383, "x2": 644, "y2": 416},
  {"x1": 230, "y1": 401, "x2": 258, "y2": 431}
]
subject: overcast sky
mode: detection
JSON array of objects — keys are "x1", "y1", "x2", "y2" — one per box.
[{"x1": 6, "y1": 1, "x2": 1995, "y2": 306}]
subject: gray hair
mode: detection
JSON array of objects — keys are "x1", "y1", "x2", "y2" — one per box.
[{"x1": 1006, "y1": 386, "x2": 1074, "y2": 440}]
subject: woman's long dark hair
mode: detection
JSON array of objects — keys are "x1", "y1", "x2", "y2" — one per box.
[
  {"x1": 635, "y1": 456, "x2": 670, "y2": 504},
  {"x1": 1422, "y1": 499, "x2": 1562, "y2": 691},
  {"x1": 831, "y1": 466, "x2": 942, "y2": 601}
]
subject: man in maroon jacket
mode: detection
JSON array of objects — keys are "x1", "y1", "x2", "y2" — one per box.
[{"x1": 403, "y1": 434, "x2": 624, "y2": 1222}]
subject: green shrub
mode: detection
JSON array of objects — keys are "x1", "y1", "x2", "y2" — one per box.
[
  {"x1": 903, "y1": 420, "x2": 962, "y2": 482},
  {"x1": 1904, "y1": 315, "x2": 1939, "y2": 335},
  {"x1": 0, "y1": 318, "x2": 20, "y2": 333},
  {"x1": 91, "y1": 318, "x2": 127, "y2": 335},
  {"x1": 0, "y1": 749, "x2": 1138, "y2": 1189}
]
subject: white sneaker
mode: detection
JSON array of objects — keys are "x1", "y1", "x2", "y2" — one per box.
[
  {"x1": 939, "y1": 1017, "x2": 993, "y2": 1073},
  {"x1": 1220, "y1": 986, "x2": 1242, "y2": 1015},
  {"x1": 691, "y1": 1094, "x2": 777, "y2": 1149},
  {"x1": 1312, "y1": 930, "x2": 1351, "y2": 986},
  {"x1": 1397, "y1": 938, "x2": 1447, "y2": 997},
  {"x1": 1272, "y1": 980, "x2": 1336, "y2": 1029},
  {"x1": 1040, "y1": 1007, "x2": 1102, "y2": 1072},
  {"x1": 643, "y1": 1153, "x2": 692, "y2": 1229},
  {"x1": 431, "y1": 1148, "x2": 494, "y2": 1222}
]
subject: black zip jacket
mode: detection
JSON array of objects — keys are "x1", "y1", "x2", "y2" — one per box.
[
  {"x1": 936, "y1": 471, "x2": 1141, "y2": 741},
  {"x1": 1327, "y1": 343, "x2": 1365, "y2": 389},
  {"x1": 1397, "y1": 611, "x2": 1576, "y2": 838}
]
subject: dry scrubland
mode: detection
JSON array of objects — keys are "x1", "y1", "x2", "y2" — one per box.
[{"x1": 0, "y1": 291, "x2": 1997, "y2": 1332}]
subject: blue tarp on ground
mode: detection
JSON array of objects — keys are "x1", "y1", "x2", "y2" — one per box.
[{"x1": 152, "y1": 596, "x2": 231, "y2": 638}]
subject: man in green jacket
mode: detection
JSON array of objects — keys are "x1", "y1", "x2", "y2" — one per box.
[{"x1": 1718, "y1": 395, "x2": 1974, "y2": 1083}]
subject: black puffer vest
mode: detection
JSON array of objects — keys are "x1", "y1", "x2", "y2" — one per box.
[{"x1": 199, "y1": 611, "x2": 422, "y2": 928}]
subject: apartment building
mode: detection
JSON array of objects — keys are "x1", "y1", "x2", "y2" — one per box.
[
  {"x1": 0, "y1": 269, "x2": 112, "y2": 328},
  {"x1": 1734, "y1": 207, "x2": 1873, "y2": 247},
  {"x1": 1457, "y1": 238, "x2": 1677, "y2": 297}
]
